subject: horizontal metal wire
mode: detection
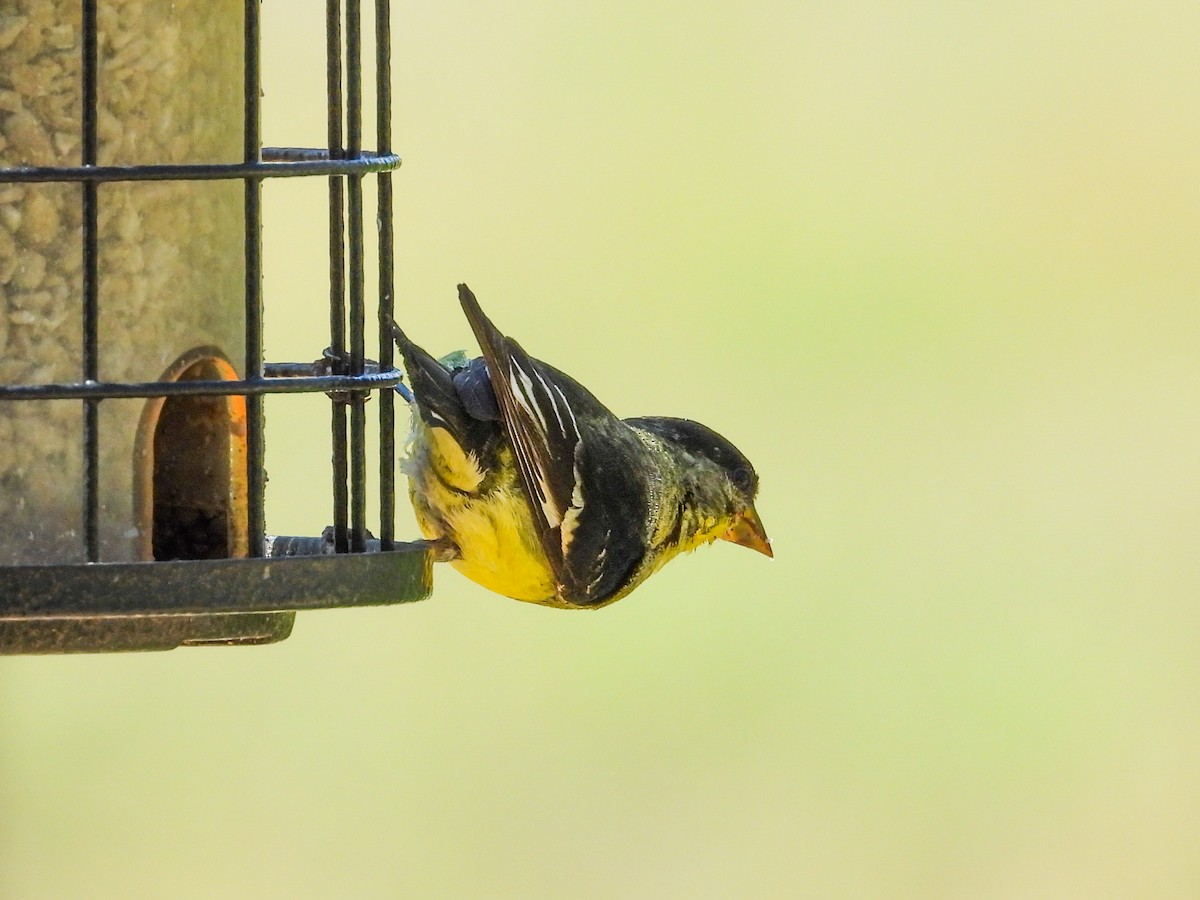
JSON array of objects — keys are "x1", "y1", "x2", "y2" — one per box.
[
  {"x1": 0, "y1": 369, "x2": 402, "y2": 402},
  {"x1": 0, "y1": 147, "x2": 400, "y2": 185}
]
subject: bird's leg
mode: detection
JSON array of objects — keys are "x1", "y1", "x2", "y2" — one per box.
[{"x1": 425, "y1": 537, "x2": 461, "y2": 562}]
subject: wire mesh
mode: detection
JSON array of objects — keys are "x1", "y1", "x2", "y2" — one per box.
[
  {"x1": 0, "y1": 0, "x2": 427, "y2": 651},
  {"x1": 0, "y1": 0, "x2": 403, "y2": 565}
]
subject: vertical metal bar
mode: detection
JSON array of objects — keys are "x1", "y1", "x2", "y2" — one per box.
[
  {"x1": 244, "y1": 0, "x2": 266, "y2": 557},
  {"x1": 346, "y1": 0, "x2": 367, "y2": 553},
  {"x1": 346, "y1": 0, "x2": 362, "y2": 155},
  {"x1": 327, "y1": 0, "x2": 349, "y2": 553},
  {"x1": 81, "y1": 0, "x2": 100, "y2": 562},
  {"x1": 375, "y1": 0, "x2": 395, "y2": 550}
]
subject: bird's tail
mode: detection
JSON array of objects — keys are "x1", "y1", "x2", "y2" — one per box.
[{"x1": 390, "y1": 320, "x2": 474, "y2": 438}]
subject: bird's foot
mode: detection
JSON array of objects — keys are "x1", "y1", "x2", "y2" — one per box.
[{"x1": 425, "y1": 537, "x2": 461, "y2": 562}]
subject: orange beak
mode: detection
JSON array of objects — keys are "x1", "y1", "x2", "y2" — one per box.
[{"x1": 722, "y1": 506, "x2": 773, "y2": 558}]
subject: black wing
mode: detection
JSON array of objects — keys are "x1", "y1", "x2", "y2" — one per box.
[{"x1": 456, "y1": 283, "x2": 648, "y2": 603}]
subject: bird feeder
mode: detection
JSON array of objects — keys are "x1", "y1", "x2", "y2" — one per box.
[{"x1": 0, "y1": 0, "x2": 432, "y2": 653}]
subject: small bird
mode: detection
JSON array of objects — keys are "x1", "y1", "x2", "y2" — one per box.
[{"x1": 392, "y1": 284, "x2": 771, "y2": 609}]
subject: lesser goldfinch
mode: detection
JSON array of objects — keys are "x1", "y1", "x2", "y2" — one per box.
[{"x1": 392, "y1": 284, "x2": 771, "y2": 609}]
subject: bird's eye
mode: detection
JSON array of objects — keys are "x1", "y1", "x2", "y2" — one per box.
[{"x1": 731, "y1": 466, "x2": 754, "y2": 491}]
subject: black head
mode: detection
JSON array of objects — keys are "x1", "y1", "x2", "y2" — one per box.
[
  {"x1": 625, "y1": 416, "x2": 771, "y2": 557},
  {"x1": 626, "y1": 416, "x2": 759, "y2": 499}
]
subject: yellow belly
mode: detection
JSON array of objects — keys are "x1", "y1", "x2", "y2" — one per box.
[{"x1": 403, "y1": 419, "x2": 559, "y2": 604}]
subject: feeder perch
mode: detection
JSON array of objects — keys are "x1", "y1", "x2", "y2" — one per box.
[{"x1": 0, "y1": 0, "x2": 433, "y2": 653}]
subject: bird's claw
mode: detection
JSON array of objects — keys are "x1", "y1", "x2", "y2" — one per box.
[{"x1": 425, "y1": 537, "x2": 461, "y2": 563}]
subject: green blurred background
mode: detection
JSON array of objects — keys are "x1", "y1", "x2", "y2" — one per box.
[{"x1": 4, "y1": 1, "x2": 1200, "y2": 896}]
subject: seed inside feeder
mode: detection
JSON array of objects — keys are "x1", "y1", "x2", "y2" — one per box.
[{"x1": 0, "y1": 0, "x2": 247, "y2": 564}]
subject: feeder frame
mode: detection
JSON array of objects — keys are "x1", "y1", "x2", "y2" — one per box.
[{"x1": 0, "y1": 0, "x2": 433, "y2": 652}]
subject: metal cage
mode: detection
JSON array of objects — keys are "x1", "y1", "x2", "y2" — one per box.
[{"x1": 0, "y1": 0, "x2": 431, "y2": 653}]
